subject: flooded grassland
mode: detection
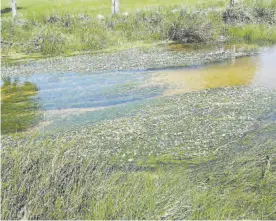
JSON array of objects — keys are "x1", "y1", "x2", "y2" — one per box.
[
  {"x1": 1, "y1": 46, "x2": 275, "y2": 134},
  {"x1": 1, "y1": 45, "x2": 276, "y2": 219}
]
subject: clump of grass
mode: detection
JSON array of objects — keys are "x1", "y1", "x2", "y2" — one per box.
[
  {"x1": 168, "y1": 11, "x2": 222, "y2": 44},
  {"x1": 223, "y1": 6, "x2": 275, "y2": 24},
  {"x1": 39, "y1": 29, "x2": 66, "y2": 56},
  {"x1": 228, "y1": 24, "x2": 276, "y2": 43}
]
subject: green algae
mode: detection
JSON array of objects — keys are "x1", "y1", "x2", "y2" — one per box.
[{"x1": 1, "y1": 78, "x2": 40, "y2": 134}]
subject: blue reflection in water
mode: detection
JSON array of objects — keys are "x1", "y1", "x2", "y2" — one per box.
[
  {"x1": 2, "y1": 70, "x2": 165, "y2": 133},
  {"x1": 10, "y1": 71, "x2": 164, "y2": 111}
]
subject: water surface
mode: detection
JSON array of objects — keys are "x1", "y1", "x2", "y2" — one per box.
[
  {"x1": 151, "y1": 46, "x2": 276, "y2": 95},
  {"x1": 1, "y1": 46, "x2": 276, "y2": 134}
]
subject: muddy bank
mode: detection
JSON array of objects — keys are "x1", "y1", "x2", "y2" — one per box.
[{"x1": 1, "y1": 45, "x2": 260, "y2": 77}]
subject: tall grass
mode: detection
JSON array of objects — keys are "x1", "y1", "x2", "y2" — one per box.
[
  {"x1": 229, "y1": 24, "x2": 276, "y2": 43},
  {"x1": 2, "y1": 4, "x2": 276, "y2": 59}
]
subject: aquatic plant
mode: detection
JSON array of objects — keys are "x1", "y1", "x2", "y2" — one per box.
[
  {"x1": 1, "y1": 77, "x2": 40, "y2": 134},
  {"x1": 2, "y1": 86, "x2": 276, "y2": 219}
]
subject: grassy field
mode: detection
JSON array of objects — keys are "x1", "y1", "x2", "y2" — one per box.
[
  {"x1": 1, "y1": 0, "x2": 275, "y2": 18},
  {"x1": 0, "y1": 0, "x2": 226, "y2": 17},
  {"x1": 1, "y1": 0, "x2": 276, "y2": 61}
]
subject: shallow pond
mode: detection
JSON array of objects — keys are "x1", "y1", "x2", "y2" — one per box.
[
  {"x1": 1, "y1": 46, "x2": 276, "y2": 134},
  {"x1": 1, "y1": 71, "x2": 165, "y2": 134},
  {"x1": 152, "y1": 46, "x2": 276, "y2": 95}
]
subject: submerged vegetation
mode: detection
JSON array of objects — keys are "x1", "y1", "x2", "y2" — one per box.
[
  {"x1": 2, "y1": 87, "x2": 276, "y2": 219},
  {"x1": 1, "y1": 78, "x2": 40, "y2": 134},
  {"x1": 1, "y1": 0, "x2": 276, "y2": 60},
  {"x1": 1, "y1": 0, "x2": 276, "y2": 220}
]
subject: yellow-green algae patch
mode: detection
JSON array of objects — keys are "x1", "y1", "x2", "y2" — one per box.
[
  {"x1": 151, "y1": 56, "x2": 258, "y2": 95},
  {"x1": 1, "y1": 78, "x2": 40, "y2": 134}
]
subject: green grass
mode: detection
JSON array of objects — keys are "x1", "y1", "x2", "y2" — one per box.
[
  {"x1": 229, "y1": 24, "x2": 276, "y2": 43},
  {"x1": 2, "y1": 86, "x2": 276, "y2": 220},
  {"x1": 1, "y1": 0, "x2": 225, "y2": 18},
  {"x1": 1, "y1": 0, "x2": 276, "y2": 61},
  {"x1": 189, "y1": 123, "x2": 276, "y2": 220},
  {"x1": 1, "y1": 1, "x2": 276, "y2": 219},
  {"x1": 1, "y1": 0, "x2": 274, "y2": 19}
]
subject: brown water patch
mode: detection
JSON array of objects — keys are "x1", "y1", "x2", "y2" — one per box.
[
  {"x1": 151, "y1": 56, "x2": 258, "y2": 96},
  {"x1": 151, "y1": 46, "x2": 276, "y2": 96}
]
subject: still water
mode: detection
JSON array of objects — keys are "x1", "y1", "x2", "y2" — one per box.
[
  {"x1": 152, "y1": 46, "x2": 276, "y2": 95},
  {"x1": 1, "y1": 46, "x2": 276, "y2": 134}
]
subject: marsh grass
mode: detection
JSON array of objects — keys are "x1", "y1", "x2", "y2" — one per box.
[
  {"x1": 2, "y1": 87, "x2": 276, "y2": 220},
  {"x1": 1, "y1": 0, "x2": 276, "y2": 219},
  {"x1": 229, "y1": 24, "x2": 276, "y2": 43},
  {"x1": 1, "y1": 1, "x2": 276, "y2": 59}
]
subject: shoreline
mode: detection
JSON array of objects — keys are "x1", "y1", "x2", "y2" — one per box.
[{"x1": 1, "y1": 44, "x2": 262, "y2": 77}]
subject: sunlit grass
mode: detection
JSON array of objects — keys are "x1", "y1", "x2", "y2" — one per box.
[
  {"x1": 1, "y1": 1, "x2": 276, "y2": 220},
  {"x1": 2, "y1": 4, "x2": 275, "y2": 60},
  {"x1": 1, "y1": 0, "x2": 275, "y2": 19},
  {"x1": 229, "y1": 24, "x2": 276, "y2": 43},
  {"x1": 1, "y1": 0, "x2": 226, "y2": 18}
]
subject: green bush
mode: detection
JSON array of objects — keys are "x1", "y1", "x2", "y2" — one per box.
[{"x1": 40, "y1": 29, "x2": 66, "y2": 55}]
